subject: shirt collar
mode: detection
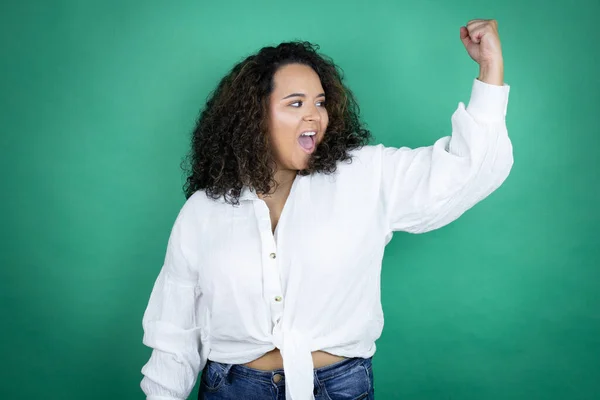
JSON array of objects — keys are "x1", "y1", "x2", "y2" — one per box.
[
  {"x1": 239, "y1": 185, "x2": 258, "y2": 201},
  {"x1": 238, "y1": 173, "x2": 301, "y2": 202}
]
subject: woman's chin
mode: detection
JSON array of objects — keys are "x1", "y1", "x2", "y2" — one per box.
[{"x1": 277, "y1": 151, "x2": 312, "y2": 172}]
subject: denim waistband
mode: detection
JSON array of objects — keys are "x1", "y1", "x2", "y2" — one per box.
[{"x1": 207, "y1": 356, "x2": 371, "y2": 387}]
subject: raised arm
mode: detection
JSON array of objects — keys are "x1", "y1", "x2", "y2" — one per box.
[{"x1": 380, "y1": 19, "x2": 513, "y2": 234}]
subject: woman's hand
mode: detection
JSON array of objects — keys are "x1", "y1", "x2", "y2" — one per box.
[{"x1": 460, "y1": 19, "x2": 504, "y2": 86}]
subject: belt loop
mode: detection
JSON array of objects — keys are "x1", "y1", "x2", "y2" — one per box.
[
  {"x1": 221, "y1": 363, "x2": 234, "y2": 383},
  {"x1": 222, "y1": 363, "x2": 233, "y2": 375},
  {"x1": 313, "y1": 369, "x2": 321, "y2": 395}
]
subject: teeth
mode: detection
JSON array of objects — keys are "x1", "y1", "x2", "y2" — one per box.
[{"x1": 301, "y1": 131, "x2": 316, "y2": 136}]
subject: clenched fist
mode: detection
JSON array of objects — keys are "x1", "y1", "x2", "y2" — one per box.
[{"x1": 460, "y1": 19, "x2": 504, "y2": 86}]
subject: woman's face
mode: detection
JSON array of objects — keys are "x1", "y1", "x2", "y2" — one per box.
[{"x1": 267, "y1": 63, "x2": 329, "y2": 172}]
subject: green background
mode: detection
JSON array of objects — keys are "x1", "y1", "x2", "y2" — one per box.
[{"x1": 2, "y1": 0, "x2": 599, "y2": 398}]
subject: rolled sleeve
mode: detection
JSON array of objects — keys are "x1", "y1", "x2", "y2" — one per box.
[{"x1": 466, "y1": 78, "x2": 510, "y2": 123}]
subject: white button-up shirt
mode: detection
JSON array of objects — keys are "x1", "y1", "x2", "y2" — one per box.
[{"x1": 140, "y1": 78, "x2": 512, "y2": 400}]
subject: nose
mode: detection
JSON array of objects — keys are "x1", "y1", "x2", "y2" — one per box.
[{"x1": 303, "y1": 104, "x2": 321, "y2": 122}]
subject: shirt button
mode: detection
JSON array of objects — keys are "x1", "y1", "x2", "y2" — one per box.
[
  {"x1": 270, "y1": 253, "x2": 277, "y2": 259},
  {"x1": 274, "y1": 296, "x2": 282, "y2": 302}
]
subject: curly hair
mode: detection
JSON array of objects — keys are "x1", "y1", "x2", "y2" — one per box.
[{"x1": 181, "y1": 40, "x2": 373, "y2": 205}]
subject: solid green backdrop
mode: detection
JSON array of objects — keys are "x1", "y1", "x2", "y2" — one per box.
[{"x1": 1, "y1": 0, "x2": 599, "y2": 399}]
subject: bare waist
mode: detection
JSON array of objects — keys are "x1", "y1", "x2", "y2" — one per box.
[{"x1": 242, "y1": 348, "x2": 346, "y2": 370}]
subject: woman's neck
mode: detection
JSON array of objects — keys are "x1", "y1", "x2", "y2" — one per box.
[
  {"x1": 274, "y1": 168, "x2": 297, "y2": 189},
  {"x1": 258, "y1": 168, "x2": 297, "y2": 200}
]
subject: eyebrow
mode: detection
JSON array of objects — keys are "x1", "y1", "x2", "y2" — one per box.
[{"x1": 281, "y1": 92, "x2": 326, "y2": 100}]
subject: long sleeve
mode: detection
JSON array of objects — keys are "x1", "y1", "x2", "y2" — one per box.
[
  {"x1": 380, "y1": 78, "x2": 513, "y2": 234},
  {"x1": 140, "y1": 200, "x2": 210, "y2": 400}
]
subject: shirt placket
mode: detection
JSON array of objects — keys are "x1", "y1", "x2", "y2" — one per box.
[{"x1": 252, "y1": 200, "x2": 285, "y2": 334}]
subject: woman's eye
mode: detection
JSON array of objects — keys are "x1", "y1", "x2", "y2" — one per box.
[{"x1": 290, "y1": 100, "x2": 326, "y2": 107}]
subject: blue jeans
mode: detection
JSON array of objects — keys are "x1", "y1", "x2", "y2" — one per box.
[{"x1": 198, "y1": 356, "x2": 374, "y2": 400}]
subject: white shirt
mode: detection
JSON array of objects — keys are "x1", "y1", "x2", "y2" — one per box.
[{"x1": 140, "y1": 78, "x2": 512, "y2": 400}]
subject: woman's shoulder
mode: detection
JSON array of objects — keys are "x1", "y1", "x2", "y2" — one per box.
[
  {"x1": 185, "y1": 189, "x2": 226, "y2": 211},
  {"x1": 340, "y1": 144, "x2": 385, "y2": 169},
  {"x1": 320, "y1": 144, "x2": 386, "y2": 185},
  {"x1": 174, "y1": 190, "x2": 220, "y2": 223}
]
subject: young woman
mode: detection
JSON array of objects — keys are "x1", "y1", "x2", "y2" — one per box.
[{"x1": 140, "y1": 19, "x2": 512, "y2": 400}]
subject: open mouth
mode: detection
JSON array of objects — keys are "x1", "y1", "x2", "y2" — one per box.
[{"x1": 298, "y1": 131, "x2": 317, "y2": 154}]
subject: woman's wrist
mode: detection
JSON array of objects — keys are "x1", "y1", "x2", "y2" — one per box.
[{"x1": 478, "y1": 60, "x2": 504, "y2": 86}]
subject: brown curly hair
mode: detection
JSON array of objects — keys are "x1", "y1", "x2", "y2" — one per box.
[{"x1": 181, "y1": 40, "x2": 373, "y2": 205}]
